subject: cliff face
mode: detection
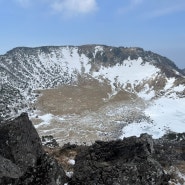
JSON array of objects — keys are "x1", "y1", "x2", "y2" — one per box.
[{"x1": 0, "y1": 113, "x2": 67, "y2": 185}]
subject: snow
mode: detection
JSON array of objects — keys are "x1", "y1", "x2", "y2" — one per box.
[
  {"x1": 68, "y1": 159, "x2": 75, "y2": 165},
  {"x1": 39, "y1": 113, "x2": 53, "y2": 123},
  {"x1": 92, "y1": 57, "x2": 160, "y2": 90},
  {"x1": 138, "y1": 84, "x2": 155, "y2": 100},
  {"x1": 95, "y1": 46, "x2": 104, "y2": 55},
  {"x1": 173, "y1": 84, "x2": 185, "y2": 92},
  {"x1": 34, "y1": 113, "x2": 53, "y2": 128},
  {"x1": 164, "y1": 78, "x2": 175, "y2": 90},
  {"x1": 66, "y1": 171, "x2": 73, "y2": 178},
  {"x1": 121, "y1": 96, "x2": 185, "y2": 139}
]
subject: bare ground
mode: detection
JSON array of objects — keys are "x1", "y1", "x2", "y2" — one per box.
[{"x1": 31, "y1": 78, "x2": 146, "y2": 146}]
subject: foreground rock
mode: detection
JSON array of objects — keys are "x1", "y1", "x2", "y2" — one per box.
[
  {"x1": 0, "y1": 113, "x2": 67, "y2": 185},
  {"x1": 1, "y1": 113, "x2": 185, "y2": 185},
  {"x1": 69, "y1": 134, "x2": 169, "y2": 185}
]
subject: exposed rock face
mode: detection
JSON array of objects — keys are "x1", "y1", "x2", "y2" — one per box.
[
  {"x1": 70, "y1": 134, "x2": 170, "y2": 185},
  {"x1": 0, "y1": 113, "x2": 66, "y2": 185}
]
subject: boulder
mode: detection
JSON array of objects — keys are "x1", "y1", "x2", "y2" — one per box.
[
  {"x1": 70, "y1": 134, "x2": 169, "y2": 185},
  {"x1": 0, "y1": 113, "x2": 67, "y2": 185}
]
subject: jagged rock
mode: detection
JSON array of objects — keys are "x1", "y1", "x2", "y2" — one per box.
[
  {"x1": 0, "y1": 113, "x2": 67, "y2": 185},
  {"x1": 182, "y1": 68, "x2": 185, "y2": 75},
  {"x1": 70, "y1": 134, "x2": 169, "y2": 185},
  {"x1": 1, "y1": 113, "x2": 185, "y2": 185},
  {"x1": 42, "y1": 135, "x2": 59, "y2": 148}
]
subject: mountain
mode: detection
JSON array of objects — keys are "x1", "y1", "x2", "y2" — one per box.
[
  {"x1": 1, "y1": 45, "x2": 185, "y2": 142},
  {"x1": 182, "y1": 68, "x2": 185, "y2": 75}
]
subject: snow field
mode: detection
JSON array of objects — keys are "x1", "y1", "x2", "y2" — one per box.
[{"x1": 121, "y1": 96, "x2": 185, "y2": 139}]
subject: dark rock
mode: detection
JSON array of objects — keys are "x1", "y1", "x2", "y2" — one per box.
[
  {"x1": 70, "y1": 134, "x2": 169, "y2": 185},
  {"x1": 0, "y1": 155, "x2": 22, "y2": 179},
  {"x1": 1, "y1": 113, "x2": 184, "y2": 185},
  {"x1": 42, "y1": 135, "x2": 59, "y2": 148},
  {"x1": 0, "y1": 113, "x2": 67, "y2": 185},
  {"x1": 153, "y1": 132, "x2": 185, "y2": 167}
]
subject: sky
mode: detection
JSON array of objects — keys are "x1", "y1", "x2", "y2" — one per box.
[{"x1": 0, "y1": 0, "x2": 185, "y2": 69}]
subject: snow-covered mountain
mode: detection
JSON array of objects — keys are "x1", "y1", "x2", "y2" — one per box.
[{"x1": 1, "y1": 45, "x2": 185, "y2": 141}]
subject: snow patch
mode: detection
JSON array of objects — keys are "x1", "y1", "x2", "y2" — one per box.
[
  {"x1": 92, "y1": 57, "x2": 160, "y2": 91},
  {"x1": 94, "y1": 46, "x2": 104, "y2": 55},
  {"x1": 34, "y1": 113, "x2": 53, "y2": 128},
  {"x1": 173, "y1": 84, "x2": 185, "y2": 92},
  {"x1": 120, "y1": 97, "x2": 185, "y2": 139},
  {"x1": 138, "y1": 84, "x2": 155, "y2": 100},
  {"x1": 66, "y1": 171, "x2": 73, "y2": 178},
  {"x1": 164, "y1": 78, "x2": 175, "y2": 90},
  {"x1": 68, "y1": 159, "x2": 75, "y2": 165}
]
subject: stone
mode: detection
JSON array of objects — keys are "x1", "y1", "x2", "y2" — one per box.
[
  {"x1": 0, "y1": 113, "x2": 67, "y2": 185},
  {"x1": 70, "y1": 135, "x2": 170, "y2": 185}
]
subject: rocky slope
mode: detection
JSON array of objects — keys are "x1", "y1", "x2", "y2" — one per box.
[
  {"x1": 1, "y1": 113, "x2": 185, "y2": 185},
  {"x1": 1, "y1": 45, "x2": 185, "y2": 119},
  {"x1": 50, "y1": 131, "x2": 185, "y2": 185},
  {"x1": 70, "y1": 134, "x2": 169, "y2": 185}
]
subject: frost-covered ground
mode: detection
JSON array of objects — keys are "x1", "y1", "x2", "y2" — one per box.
[{"x1": 120, "y1": 96, "x2": 185, "y2": 139}]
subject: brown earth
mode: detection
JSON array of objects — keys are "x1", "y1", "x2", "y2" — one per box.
[
  {"x1": 31, "y1": 78, "x2": 144, "y2": 146},
  {"x1": 35, "y1": 78, "x2": 135, "y2": 116}
]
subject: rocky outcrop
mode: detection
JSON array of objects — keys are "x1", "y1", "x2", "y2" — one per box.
[
  {"x1": 1, "y1": 113, "x2": 185, "y2": 185},
  {"x1": 42, "y1": 135, "x2": 59, "y2": 148},
  {"x1": 69, "y1": 134, "x2": 170, "y2": 185},
  {"x1": 0, "y1": 113, "x2": 67, "y2": 185}
]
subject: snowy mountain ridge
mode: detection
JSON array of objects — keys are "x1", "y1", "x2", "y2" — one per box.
[
  {"x1": 1, "y1": 45, "x2": 185, "y2": 140},
  {"x1": 1, "y1": 45, "x2": 185, "y2": 118}
]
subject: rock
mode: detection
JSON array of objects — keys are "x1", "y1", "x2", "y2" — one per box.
[
  {"x1": 42, "y1": 135, "x2": 59, "y2": 148},
  {"x1": 0, "y1": 113, "x2": 67, "y2": 185},
  {"x1": 1, "y1": 113, "x2": 184, "y2": 184},
  {"x1": 0, "y1": 155, "x2": 22, "y2": 179},
  {"x1": 70, "y1": 134, "x2": 170, "y2": 185}
]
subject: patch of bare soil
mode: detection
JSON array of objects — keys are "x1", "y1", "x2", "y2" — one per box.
[
  {"x1": 35, "y1": 79, "x2": 112, "y2": 115},
  {"x1": 44, "y1": 145, "x2": 78, "y2": 172}
]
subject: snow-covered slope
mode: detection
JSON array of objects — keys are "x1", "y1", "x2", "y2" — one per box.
[{"x1": 1, "y1": 45, "x2": 185, "y2": 139}]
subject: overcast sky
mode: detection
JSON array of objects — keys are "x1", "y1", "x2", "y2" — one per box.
[{"x1": 0, "y1": 0, "x2": 185, "y2": 68}]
